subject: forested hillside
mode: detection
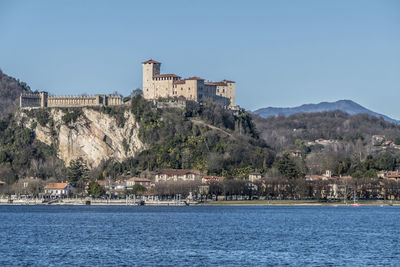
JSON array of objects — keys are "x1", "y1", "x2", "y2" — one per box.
[
  {"x1": 0, "y1": 70, "x2": 31, "y2": 116},
  {"x1": 254, "y1": 111, "x2": 400, "y2": 178},
  {"x1": 1, "y1": 69, "x2": 400, "y2": 185},
  {"x1": 101, "y1": 97, "x2": 275, "y2": 179}
]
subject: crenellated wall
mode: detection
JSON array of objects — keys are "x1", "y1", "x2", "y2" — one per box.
[{"x1": 20, "y1": 92, "x2": 123, "y2": 108}]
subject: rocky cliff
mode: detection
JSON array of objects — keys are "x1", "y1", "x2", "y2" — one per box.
[{"x1": 18, "y1": 107, "x2": 146, "y2": 168}]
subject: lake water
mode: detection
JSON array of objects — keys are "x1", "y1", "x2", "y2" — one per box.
[{"x1": 0, "y1": 205, "x2": 399, "y2": 266}]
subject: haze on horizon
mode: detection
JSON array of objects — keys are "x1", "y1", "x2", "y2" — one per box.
[{"x1": 0, "y1": 0, "x2": 399, "y2": 119}]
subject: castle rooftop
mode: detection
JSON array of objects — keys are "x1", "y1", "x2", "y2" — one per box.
[
  {"x1": 142, "y1": 59, "x2": 161, "y2": 64},
  {"x1": 185, "y1": 77, "x2": 204, "y2": 80}
]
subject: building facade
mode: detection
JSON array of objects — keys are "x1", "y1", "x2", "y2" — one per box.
[
  {"x1": 142, "y1": 59, "x2": 235, "y2": 106},
  {"x1": 44, "y1": 183, "x2": 73, "y2": 197},
  {"x1": 155, "y1": 170, "x2": 200, "y2": 183},
  {"x1": 126, "y1": 177, "x2": 152, "y2": 189}
]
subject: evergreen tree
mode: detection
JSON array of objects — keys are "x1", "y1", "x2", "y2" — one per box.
[
  {"x1": 87, "y1": 181, "x2": 105, "y2": 197},
  {"x1": 67, "y1": 158, "x2": 89, "y2": 193},
  {"x1": 276, "y1": 153, "x2": 303, "y2": 179}
]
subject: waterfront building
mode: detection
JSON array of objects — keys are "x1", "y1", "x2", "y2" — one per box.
[
  {"x1": 44, "y1": 182, "x2": 73, "y2": 197},
  {"x1": 155, "y1": 170, "x2": 200, "y2": 183},
  {"x1": 126, "y1": 177, "x2": 152, "y2": 189}
]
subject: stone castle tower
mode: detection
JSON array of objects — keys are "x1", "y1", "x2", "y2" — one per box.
[{"x1": 142, "y1": 59, "x2": 161, "y2": 99}]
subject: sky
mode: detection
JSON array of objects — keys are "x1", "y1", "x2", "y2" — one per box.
[{"x1": 0, "y1": 0, "x2": 399, "y2": 119}]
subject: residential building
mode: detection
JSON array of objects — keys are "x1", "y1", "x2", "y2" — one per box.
[
  {"x1": 201, "y1": 176, "x2": 225, "y2": 184},
  {"x1": 44, "y1": 183, "x2": 73, "y2": 197},
  {"x1": 155, "y1": 170, "x2": 200, "y2": 183},
  {"x1": 248, "y1": 173, "x2": 263, "y2": 182},
  {"x1": 126, "y1": 177, "x2": 152, "y2": 189}
]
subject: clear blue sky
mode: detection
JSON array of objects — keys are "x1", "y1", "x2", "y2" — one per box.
[{"x1": 1, "y1": 0, "x2": 399, "y2": 118}]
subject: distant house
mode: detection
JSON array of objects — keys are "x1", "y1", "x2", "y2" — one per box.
[
  {"x1": 201, "y1": 176, "x2": 224, "y2": 184},
  {"x1": 315, "y1": 139, "x2": 336, "y2": 146},
  {"x1": 155, "y1": 170, "x2": 199, "y2": 183},
  {"x1": 248, "y1": 173, "x2": 263, "y2": 182},
  {"x1": 126, "y1": 177, "x2": 152, "y2": 189},
  {"x1": 44, "y1": 183, "x2": 73, "y2": 197},
  {"x1": 0, "y1": 180, "x2": 5, "y2": 187},
  {"x1": 378, "y1": 171, "x2": 400, "y2": 180},
  {"x1": 290, "y1": 150, "x2": 302, "y2": 158},
  {"x1": 383, "y1": 141, "x2": 395, "y2": 147},
  {"x1": 372, "y1": 135, "x2": 385, "y2": 146}
]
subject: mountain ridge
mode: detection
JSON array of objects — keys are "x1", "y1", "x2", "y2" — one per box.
[{"x1": 253, "y1": 100, "x2": 400, "y2": 124}]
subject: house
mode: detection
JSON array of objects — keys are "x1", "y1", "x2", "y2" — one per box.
[
  {"x1": 378, "y1": 171, "x2": 400, "y2": 180},
  {"x1": 44, "y1": 183, "x2": 73, "y2": 197},
  {"x1": 201, "y1": 176, "x2": 225, "y2": 184},
  {"x1": 383, "y1": 141, "x2": 395, "y2": 147},
  {"x1": 155, "y1": 170, "x2": 200, "y2": 183},
  {"x1": 126, "y1": 177, "x2": 152, "y2": 189},
  {"x1": 305, "y1": 175, "x2": 328, "y2": 181},
  {"x1": 0, "y1": 180, "x2": 5, "y2": 187},
  {"x1": 372, "y1": 135, "x2": 385, "y2": 146},
  {"x1": 248, "y1": 173, "x2": 263, "y2": 182},
  {"x1": 290, "y1": 150, "x2": 302, "y2": 158}
]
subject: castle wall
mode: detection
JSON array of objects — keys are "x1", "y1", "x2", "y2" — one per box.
[
  {"x1": 216, "y1": 81, "x2": 235, "y2": 106},
  {"x1": 173, "y1": 79, "x2": 199, "y2": 101},
  {"x1": 20, "y1": 93, "x2": 123, "y2": 108},
  {"x1": 20, "y1": 94, "x2": 41, "y2": 107}
]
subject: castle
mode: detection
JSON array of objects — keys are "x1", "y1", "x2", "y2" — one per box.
[
  {"x1": 19, "y1": 59, "x2": 236, "y2": 108},
  {"x1": 142, "y1": 60, "x2": 235, "y2": 106}
]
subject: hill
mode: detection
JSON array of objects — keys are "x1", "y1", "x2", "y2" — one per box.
[
  {"x1": 253, "y1": 100, "x2": 400, "y2": 124},
  {"x1": 0, "y1": 70, "x2": 31, "y2": 116}
]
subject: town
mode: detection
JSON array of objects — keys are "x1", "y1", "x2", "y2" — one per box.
[{"x1": 1, "y1": 168, "x2": 400, "y2": 205}]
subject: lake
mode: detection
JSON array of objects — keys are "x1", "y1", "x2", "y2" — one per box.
[{"x1": 0, "y1": 205, "x2": 399, "y2": 266}]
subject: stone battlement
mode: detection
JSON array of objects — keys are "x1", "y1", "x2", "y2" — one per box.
[{"x1": 20, "y1": 92, "x2": 123, "y2": 108}]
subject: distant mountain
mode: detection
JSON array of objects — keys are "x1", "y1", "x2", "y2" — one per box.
[{"x1": 253, "y1": 100, "x2": 400, "y2": 124}]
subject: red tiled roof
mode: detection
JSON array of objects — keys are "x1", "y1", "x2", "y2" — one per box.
[
  {"x1": 44, "y1": 183, "x2": 70, "y2": 189},
  {"x1": 185, "y1": 77, "x2": 204, "y2": 80},
  {"x1": 160, "y1": 170, "x2": 195, "y2": 176},
  {"x1": 142, "y1": 59, "x2": 161, "y2": 64},
  {"x1": 153, "y1": 74, "x2": 181, "y2": 78},
  {"x1": 96, "y1": 180, "x2": 106, "y2": 186},
  {"x1": 127, "y1": 177, "x2": 151, "y2": 182},
  {"x1": 222, "y1": 80, "x2": 235, "y2": 83}
]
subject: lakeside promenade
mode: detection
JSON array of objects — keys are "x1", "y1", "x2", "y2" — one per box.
[{"x1": 1, "y1": 197, "x2": 399, "y2": 206}]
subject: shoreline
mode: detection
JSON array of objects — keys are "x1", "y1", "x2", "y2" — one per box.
[{"x1": 1, "y1": 199, "x2": 399, "y2": 207}]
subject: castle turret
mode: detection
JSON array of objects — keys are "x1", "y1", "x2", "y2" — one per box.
[
  {"x1": 39, "y1": 91, "x2": 48, "y2": 108},
  {"x1": 142, "y1": 59, "x2": 161, "y2": 99}
]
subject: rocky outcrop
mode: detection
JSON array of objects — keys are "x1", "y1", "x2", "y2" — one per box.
[{"x1": 19, "y1": 107, "x2": 146, "y2": 168}]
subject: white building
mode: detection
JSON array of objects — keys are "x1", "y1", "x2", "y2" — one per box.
[
  {"x1": 44, "y1": 183, "x2": 73, "y2": 197},
  {"x1": 155, "y1": 170, "x2": 200, "y2": 183}
]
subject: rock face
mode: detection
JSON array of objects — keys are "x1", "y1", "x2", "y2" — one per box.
[{"x1": 19, "y1": 107, "x2": 146, "y2": 168}]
